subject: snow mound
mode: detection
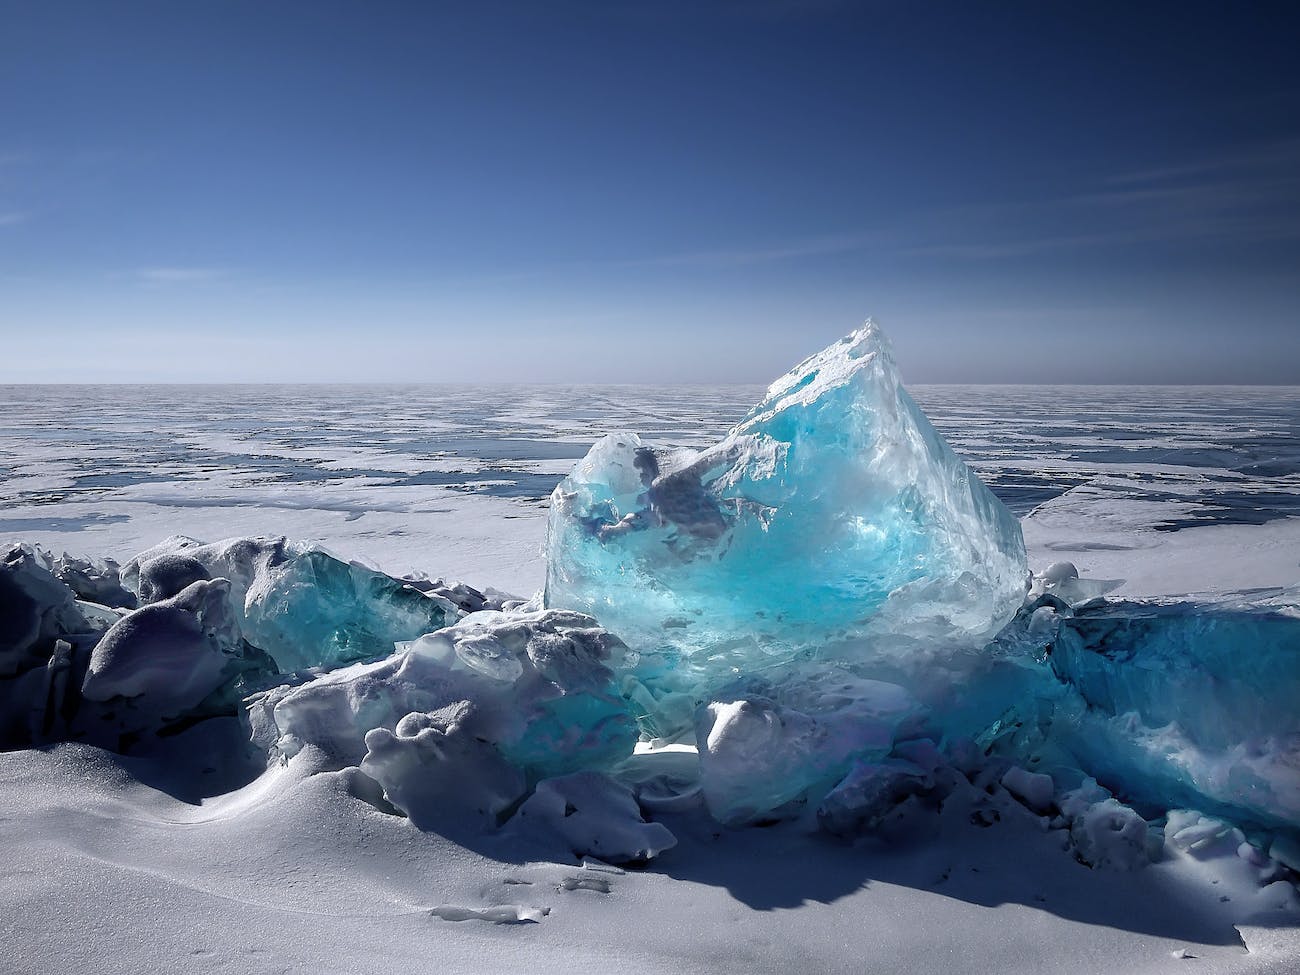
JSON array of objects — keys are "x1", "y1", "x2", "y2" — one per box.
[
  {"x1": 83, "y1": 578, "x2": 243, "y2": 714},
  {"x1": 360, "y1": 703, "x2": 526, "y2": 831},
  {"x1": 508, "y1": 771, "x2": 677, "y2": 863},
  {"x1": 248, "y1": 608, "x2": 636, "y2": 779}
]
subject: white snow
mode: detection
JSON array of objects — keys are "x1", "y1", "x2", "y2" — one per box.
[
  {"x1": 1023, "y1": 495, "x2": 1300, "y2": 599},
  {"x1": 2, "y1": 743, "x2": 1297, "y2": 975}
]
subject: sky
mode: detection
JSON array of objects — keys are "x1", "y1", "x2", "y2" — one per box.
[{"x1": 1, "y1": 0, "x2": 1298, "y2": 384}]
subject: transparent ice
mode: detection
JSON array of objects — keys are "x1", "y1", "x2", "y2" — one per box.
[
  {"x1": 545, "y1": 322, "x2": 1029, "y2": 693},
  {"x1": 127, "y1": 537, "x2": 459, "y2": 673},
  {"x1": 1045, "y1": 596, "x2": 1300, "y2": 828}
]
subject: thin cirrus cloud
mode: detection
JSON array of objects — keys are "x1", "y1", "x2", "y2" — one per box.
[
  {"x1": 900, "y1": 234, "x2": 1125, "y2": 260},
  {"x1": 1106, "y1": 138, "x2": 1300, "y2": 186},
  {"x1": 133, "y1": 266, "x2": 230, "y2": 283},
  {"x1": 624, "y1": 140, "x2": 1300, "y2": 271},
  {"x1": 623, "y1": 231, "x2": 887, "y2": 269},
  {"x1": 899, "y1": 142, "x2": 1300, "y2": 261},
  {"x1": 0, "y1": 211, "x2": 29, "y2": 227}
]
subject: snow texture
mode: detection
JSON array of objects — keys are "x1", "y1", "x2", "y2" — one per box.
[{"x1": 248, "y1": 607, "x2": 636, "y2": 781}]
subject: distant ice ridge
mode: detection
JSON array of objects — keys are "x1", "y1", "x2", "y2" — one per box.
[{"x1": 545, "y1": 321, "x2": 1028, "y2": 702}]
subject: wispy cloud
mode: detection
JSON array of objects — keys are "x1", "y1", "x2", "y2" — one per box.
[
  {"x1": 901, "y1": 233, "x2": 1123, "y2": 260},
  {"x1": 1107, "y1": 138, "x2": 1300, "y2": 186},
  {"x1": 600, "y1": 139, "x2": 1300, "y2": 271},
  {"x1": 626, "y1": 231, "x2": 884, "y2": 269},
  {"x1": 901, "y1": 139, "x2": 1300, "y2": 261},
  {"x1": 135, "y1": 266, "x2": 230, "y2": 283},
  {"x1": 0, "y1": 211, "x2": 28, "y2": 227}
]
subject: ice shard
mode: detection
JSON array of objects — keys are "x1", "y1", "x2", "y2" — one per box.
[
  {"x1": 545, "y1": 322, "x2": 1028, "y2": 683},
  {"x1": 1046, "y1": 596, "x2": 1300, "y2": 829},
  {"x1": 241, "y1": 549, "x2": 459, "y2": 673},
  {"x1": 126, "y1": 537, "x2": 459, "y2": 673}
]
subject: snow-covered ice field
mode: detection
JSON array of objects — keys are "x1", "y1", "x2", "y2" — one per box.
[
  {"x1": 4, "y1": 382, "x2": 1298, "y2": 597},
  {"x1": 3, "y1": 379, "x2": 1299, "y2": 974}
]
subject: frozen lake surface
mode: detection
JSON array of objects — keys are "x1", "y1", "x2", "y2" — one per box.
[
  {"x1": 3, "y1": 381, "x2": 1299, "y2": 975},
  {"x1": 3, "y1": 383, "x2": 1298, "y2": 595}
]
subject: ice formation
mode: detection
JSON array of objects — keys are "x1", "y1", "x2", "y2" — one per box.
[
  {"x1": 0, "y1": 545, "x2": 104, "y2": 679},
  {"x1": 507, "y1": 770, "x2": 677, "y2": 863},
  {"x1": 1044, "y1": 596, "x2": 1300, "y2": 828},
  {"x1": 1, "y1": 324, "x2": 1299, "y2": 898},
  {"x1": 545, "y1": 322, "x2": 1028, "y2": 703},
  {"x1": 248, "y1": 608, "x2": 636, "y2": 780},
  {"x1": 82, "y1": 579, "x2": 243, "y2": 715},
  {"x1": 1060, "y1": 778, "x2": 1154, "y2": 872},
  {"x1": 0, "y1": 545, "x2": 113, "y2": 746},
  {"x1": 694, "y1": 672, "x2": 917, "y2": 825},
  {"x1": 127, "y1": 536, "x2": 459, "y2": 672},
  {"x1": 360, "y1": 703, "x2": 527, "y2": 831}
]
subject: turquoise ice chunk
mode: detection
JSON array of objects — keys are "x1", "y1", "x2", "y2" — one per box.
[
  {"x1": 1047, "y1": 597, "x2": 1300, "y2": 829},
  {"x1": 544, "y1": 322, "x2": 1028, "y2": 684},
  {"x1": 242, "y1": 549, "x2": 458, "y2": 672}
]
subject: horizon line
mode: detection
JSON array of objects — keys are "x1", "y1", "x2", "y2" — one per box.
[{"x1": 2, "y1": 380, "x2": 1299, "y2": 389}]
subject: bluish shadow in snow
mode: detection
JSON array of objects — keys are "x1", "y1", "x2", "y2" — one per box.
[{"x1": 647, "y1": 810, "x2": 1259, "y2": 947}]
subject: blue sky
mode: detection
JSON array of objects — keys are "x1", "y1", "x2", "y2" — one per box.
[{"x1": 2, "y1": 1, "x2": 1298, "y2": 383}]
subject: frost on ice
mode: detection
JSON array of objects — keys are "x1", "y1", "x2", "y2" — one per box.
[{"x1": 545, "y1": 321, "x2": 1029, "y2": 694}]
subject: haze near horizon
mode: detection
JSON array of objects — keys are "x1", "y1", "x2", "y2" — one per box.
[{"x1": 2, "y1": 1, "x2": 1298, "y2": 384}]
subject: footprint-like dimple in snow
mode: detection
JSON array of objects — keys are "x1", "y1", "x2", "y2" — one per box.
[
  {"x1": 430, "y1": 905, "x2": 550, "y2": 924},
  {"x1": 559, "y1": 876, "x2": 612, "y2": 893}
]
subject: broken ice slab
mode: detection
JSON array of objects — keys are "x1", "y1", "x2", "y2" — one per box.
[
  {"x1": 242, "y1": 549, "x2": 459, "y2": 672},
  {"x1": 0, "y1": 545, "x2": 112, "y2": 747},
  {"x1": 544, "y1": 322, "x2": 1028, "y2": 696},
  {"x1": 248, "y1": 608, "x2": 636, "y2": 780},
  {"x1": 1, "y1": 545, "x2": 105, "y2": 679},
  {"x1": 126, "y1": 537, "x2": 459, "y2": 673},
  {"x1": 1044, "y1": 595, "x2": 1300, "y2": 829}
]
